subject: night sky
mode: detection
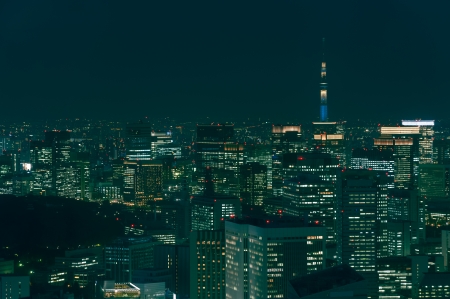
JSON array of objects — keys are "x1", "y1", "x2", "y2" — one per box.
[{"x1": 1, "y1": 1, "x2": 449, "y2": 122}]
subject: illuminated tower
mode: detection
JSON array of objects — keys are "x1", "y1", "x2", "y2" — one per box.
[{"x1": 320, "y1": 38, "x2": 328, "y2": 121}]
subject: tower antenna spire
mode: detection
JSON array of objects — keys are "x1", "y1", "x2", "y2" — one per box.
[{"x1": 320, "y1": 38, "x2": 328, "y2": 121}]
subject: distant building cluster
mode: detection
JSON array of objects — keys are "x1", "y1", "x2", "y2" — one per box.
[{"x1": 2, "y1": 49, "x2": 450, "y2": 299}]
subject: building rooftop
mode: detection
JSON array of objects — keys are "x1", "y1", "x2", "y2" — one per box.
[
  {"x1": 284, "y1": 173, "x2": 325, "y2": 185},
  {"x1": 229, "y1": 215, "x2": 321, "y2": 229},
  {"x1": 420, "y1": 272, "x2": 450, "y2": 287},
  {"x1": 289, "y1": 264, "x2": 364, "y2": 298}
]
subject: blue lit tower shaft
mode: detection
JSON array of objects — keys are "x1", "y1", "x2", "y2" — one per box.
[{"x1": 320, "y1": 38, "x2": 328, "y2": 121}]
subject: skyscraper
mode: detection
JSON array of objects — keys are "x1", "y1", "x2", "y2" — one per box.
[
  {"x1": 320, "y1": 38, "x2": 328, "y2": 122},
  {"x1": 191, "y1": 171, "x2": 242, "y2": 232},
  {"x1": 125, "y1": 121, "x2": 153, "y2": 161},
  {"x1": 418, "y1": 164, "x2": 450, "y2": 200},
  {"x1": 194, "y1": 124, "x2": 243, "y2": 196},
  {"x1": 225, "y1": 217, "x2": 326, "y2": 299},
  {"x1": 239, "y1": 162, "x2": 267, "y2": 206},
  {"x1": 350, "y1": 148, "x2": 395, "y2": 189},
  {"x1": 311, "y1": 122, "x2": 347, "y2": 166},
  {"x1": 190, "y1": 230, "x2": 226, "y2": 299},
  {"x1": 154, "y1": 244, "x2": 190, "y2": 298},
  {"x1": 105, "y1": 236, "x2": 155, "y2": 283},
  {"x1": 282, "y1": 152, "x2": 340, "y2": 184},
  {"x1": 271, "y1": 125, "x2": 304, "y2": 196},
  {"x1": 30, "y1": 130, "x2": 75, "y2": 197},
  {"x1": 393, "y1": 190, "x2": 425, "y2": 247},
  {"x1": 374, "y1": 126, "x2": 421, "y2": 189},
  {"x1": 336, "y1": 169, "x2": 390, "y2": 298},
  {"x1": 402, "y1": 120, "x2": 434, "y2": 164},
  {"x1": 282, "y1": 174, "x2": 335, "y2": 243}
]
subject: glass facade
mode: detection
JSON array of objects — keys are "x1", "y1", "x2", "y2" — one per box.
[{"x1": 225, "y1": 218, "x2": 326, "y2": 299}]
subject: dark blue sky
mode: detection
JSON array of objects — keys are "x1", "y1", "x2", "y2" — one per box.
[{"x1": 1, "y1": 1, "x2": 449, "y2": 122}]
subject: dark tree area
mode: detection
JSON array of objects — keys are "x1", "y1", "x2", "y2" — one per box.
[{"x1": 0, "y1": 195, "x2": 123, "y2": 259}]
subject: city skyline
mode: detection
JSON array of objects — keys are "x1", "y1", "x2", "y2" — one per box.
[{"x1": 1, "y1": 1, "x2": 449, "y2": 122}]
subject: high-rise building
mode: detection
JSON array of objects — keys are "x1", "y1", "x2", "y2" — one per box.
[
  {"x1": 125, "y1": 122, "x2": 153, "y2": 161},
  {"x1": 105, "y1": 236, "x2": 155, "y2": 283},
  {"x1": 374, "y1": 126, "x2": 421, "y2": 189},
  {"x1": 194, "y1": 124, "x2": 243, "y2": 196},
  {"x1": 190, "y1": 229, "x2": 226, "y2": 299},
  {"x1": 239, "y1": 162, "x2": 267, "y2": 206},
  {"x1": 271, "y1": 125, "x2": 304, "y2": 196},
  {"x1": 122, "y1": 160, "x2": 163, "y2": 204},
  {"x1": 419, "y1": 164, "x2": 450, "y2": 200},
  {"x1": 29, "y1": 130, "x2": 76, "y2": 197},
  {"x1": 336, "y1": 169, "x2": 390, "y2": 298},
  {"x1": 191, "y1": 194, "x2": 241, "y2": 231},
  {"x1": 388, "y1": 189, "x2": 425, "y2": 248},
  {"x1": 159, "y1": 200, "x2": 191, "y2": 240},
  {"x1": 402, "y1": 120, "x2": 434, "y2": 164},
  {"x1": 225, "y1": 217, "x2": 326, "y2": 299},
  {"x1": 442, "y1": 230, "x2": 450, "y2": 271},
  {"x1": 311, "y1": 122, "x2": 347, "y2": 167},
  {"x1": 154, "y1": 244, "x2": 190, "y2": 298},
  {"x1": 433, "y1": 138, "x2": 450, "y2": 165},
  {"x1": 0, "y1": 276, "x2": 30, "y2": 299},
  {"x1": 243, "y1": 143, "x2": 271, "y2": 190},
  {"x1": 54, "y1": 247, "x2": 104, "y2": 288},
  {"x1": 377, "y1": 256, "x2": 428, "y2": 299},
  {"x1": 350, "y1": 148, "x2": 395, "y2": 188},
  {"x1": 191, "y1": 166, "x2": 241, "y2": 231},
  {"x1": 418, "y1": 272, "x2": 450, "y2": 298},
  {"x1": 282, "y1": 152, "x2": 340, "y2": 184},
  {"x1": 282, "y1": 174, "x2": 335, "y2": 243}
]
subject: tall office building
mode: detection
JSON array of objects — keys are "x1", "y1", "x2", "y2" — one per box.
[
  {"x1": 194, "y1": 124, "x2": 243, "y2": 196},
  {"x1": 190, "y1": 230, "x2": 226, "y2": 299},
  {"x1": 374, "y1": 126, "x2": 421, "y2": 189},
  {"x1": 105, "y1": 236, "x2": 155, "y2": 283},
  {"x1": 377, "y1": 256, "x2": 428, "y2": 299},
  {"x1": 418, "y1": 273, "x2": 450, "y2": 298},
  {"x1": 0, "y1": 276, "x2": 30, "y2": 299},
  {"x1": 225, "y1": 217, "x2": 326, "y2": 299},
  {"x1": 150, "y1": 130, "x2": 174, "y2": 159},
  {"x1": 387, "y1": 189, "x2": 425, "y2": 250},
  {"x1": 319, "y1": 37, "x2": 328, "y2": 121},
  {"x1": 402, "y1": 120, "x2": 434, "y2": 164},
  {"x1": 125, "y1": 121, "x2": 153, "y2": 161},
  {"x1": 191, "y1": 193, "x2": 241, "y2": 231},
  {"x1": 159, "y1": 200, "x2": 191, "y2": 240},
  {"x1": 30, "y1": 140, "x2": 53, "y2": 195},
  {"x1": 311, "y1": 122, "x2": 347, "y2": 167},
  {"x1": 122, "y1": 160, "x2": 163, "y2": 204},
  {"x1": 433, "y1": 138, "x2": 450, "y2": 165},
  {"x1": 189, "y1": 168, "x2": 241, "y2": 299},
  {"x1": 54, "y1": 247, "x2": 104, "y2": 288},
  {"x1": 239, "y1": 162, "x2": 267, "y2": 206},
  {"x1": 243, "y1": 143, "x2": 272, "y2": 190},
  {"x1": 418, "y1": 164, "x2": 450, "y2": 200},
  {"x1": 350, "y1": 148, "x2": 395, "y2": 188},
  {"x1": 154, "y1": 244, "x2": 190, "y2": 298},
  {"x1": 271, "y1": 125, "x2": 304, "y2": 196},
  {"x1": 282, "y1": 152, "x2": 340, "y2": 184},
  {"x1": 336, "y1": 170, "x2": 390, "y2": 298},
  {"x1": 442, "y1": 230, "x2": 450, "y2": 271},
  {"x1": 282, "y1": 174, "x2": 335, "y2": 243},
  {"x1": 30, "y1": 130, "x2": 76, "y2": 197}
]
